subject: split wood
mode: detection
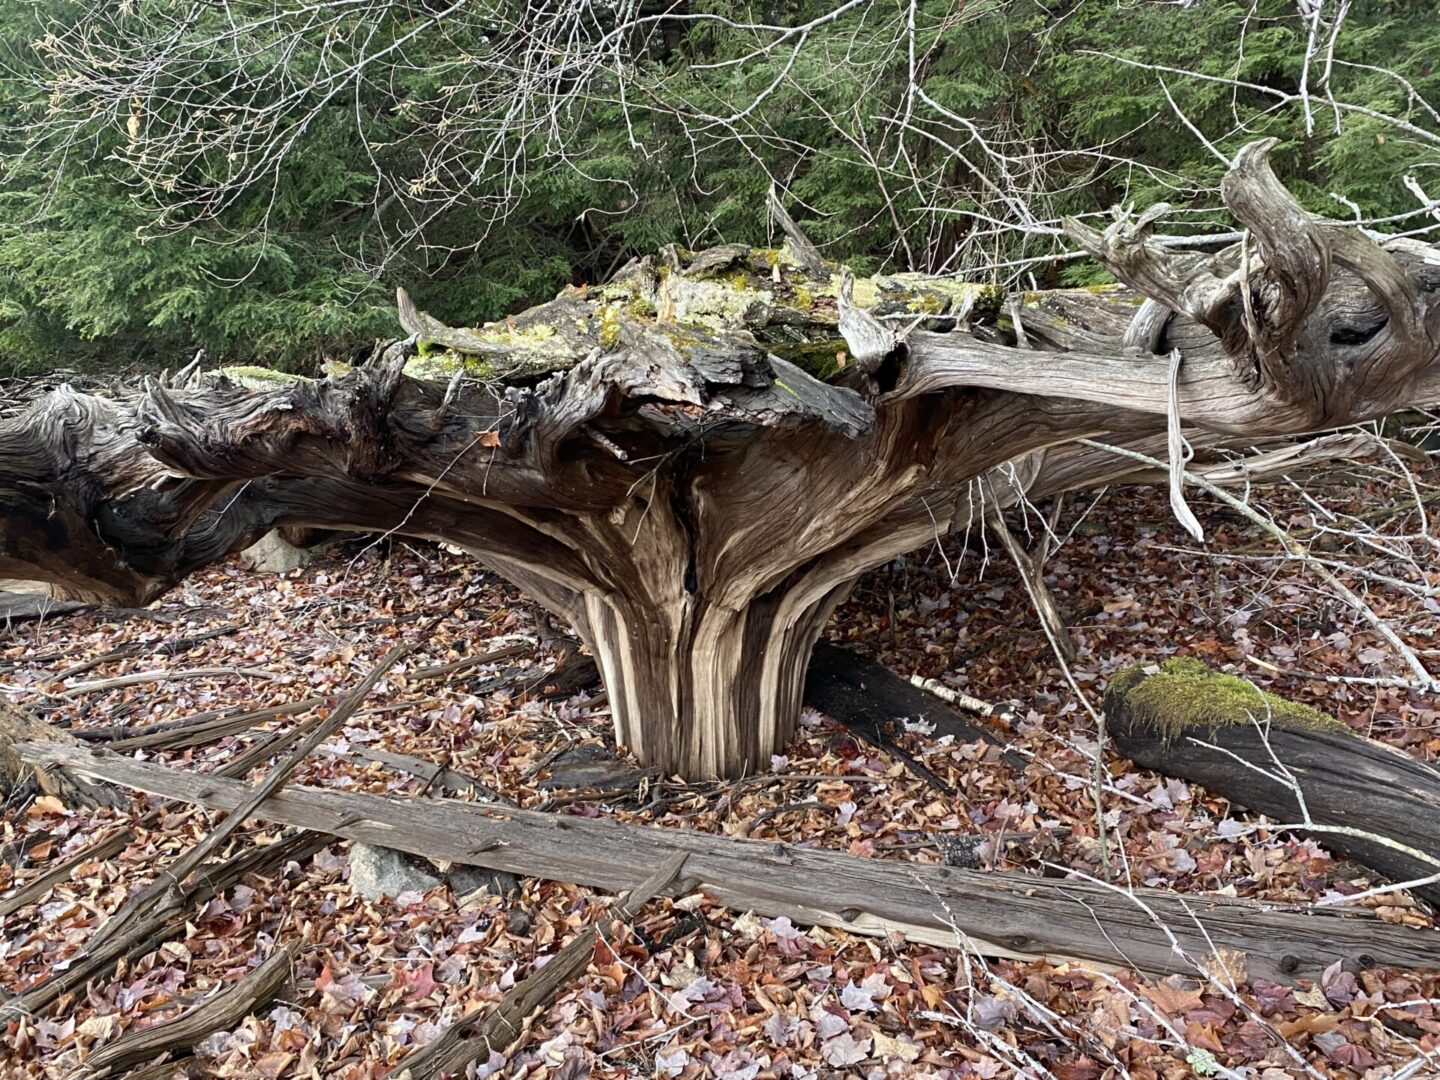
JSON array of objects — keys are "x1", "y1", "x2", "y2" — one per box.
[{"x1": 387, "y1": 853, "x2": 688, "y2": 1079}]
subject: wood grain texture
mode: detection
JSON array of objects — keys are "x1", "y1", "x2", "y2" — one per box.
[
  {"x1": 24, "y1": 740, "x2": 1440, "y2": 985},
  {"x1": 4, "y1": 140, "x2": 1439, "y2": 776}
]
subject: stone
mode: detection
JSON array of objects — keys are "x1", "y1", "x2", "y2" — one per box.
[
  {"x1": 238, "y1": 530, "x2": 314, "y2": 574},
  {"x1": 348, "y1": 843, "x2": 518, "y2": 903},
  {"x1": 540, "y1": 743, "x2": 646, "y2": 791},
  {"x1": 449, "y1": 865, "x2": 519, "y2": 900},
  {"x1": 348, "y1": 843, "x2": 441, "y2": 901}
]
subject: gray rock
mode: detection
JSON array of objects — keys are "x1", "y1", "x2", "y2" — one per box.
[
  {"x1": 540, "y1": 743, "x2": 646, "y2": 792},
  {"x1": 239, "y1": 530, "x2": 314, "y2": 574},
  {"x1": 449, "y1": 865, "x2": 519, "y2": 899},
  {"x1": 348, "y1": 843, "x2": 442, "y2": 901},
  {"x1": 348, "y1": 843, "x2": 518, "y2": 902}
]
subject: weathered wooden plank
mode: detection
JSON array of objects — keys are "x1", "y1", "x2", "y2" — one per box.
[{"x1": 23, "y1": 741, "x2": 1439, "y2": 985}]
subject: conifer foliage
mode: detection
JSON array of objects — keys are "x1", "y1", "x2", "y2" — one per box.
[{"x1": 1, "y1": 0, "x2": 1436, "y2": 370}]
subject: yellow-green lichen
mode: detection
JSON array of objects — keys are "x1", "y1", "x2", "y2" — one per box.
[
  {"x1": 403, "y1": 351, "x2": 499, "y2": 380},
  {"x1": 597, "y1": 305, "x2": 625, "y2": 349},
  {"x1": 1108, "y1": 657, "x2": 1341, "y2": 742},
  {"x1": 219, "y1": 366, "x2": 308, "y2": 389}
]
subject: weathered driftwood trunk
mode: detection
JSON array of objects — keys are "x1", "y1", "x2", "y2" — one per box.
[
  {"x1": 1106, "y1": 659, "x2": 1440, "y2": 906},
  {"x1": 4, "y1": 140, "x2": 1440, "y2": 777}
]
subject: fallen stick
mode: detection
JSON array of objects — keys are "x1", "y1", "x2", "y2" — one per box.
[
  {"x1": 86, "y1": 640, "x2": 411, "y2": 952},
  {"x1": 25, "y1": 740, "x2": 1440, "y2": 986},
  {"x1": 388, "y1": 852, "x2": 688, "y2": 1079},
  {"x1": 330, "y1": 744, "x2": 514, "y2": 805},
  {"x1": 58, "y1": 666, "x2": 283, "y2": 700},
  {"x1": 102, "y1": 697, "x2": 327, "y2": 752},
  {"x1": 54, "y1": 624, "x2": 242, "y2": 682},
  {"x1": 408, "y1": 642, "x2": 531, "y2": 683},
  {"x1": 3, "y1": 831, "x2": 324, "y2": 1018},
  {"x1": 0, "y1": 827, "x2": 130, "y2": 919},
  {"x1": 908, "y1": 673, "x2": 1015, "y2": 724},
  {"x1": 71, "y1": 941, "x2": 298, "y2": 1079}
]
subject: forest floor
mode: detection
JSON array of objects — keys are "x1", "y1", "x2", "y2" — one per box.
[{"x1": 2, "y1": 460, "x2": 1438, "y2": 1080}]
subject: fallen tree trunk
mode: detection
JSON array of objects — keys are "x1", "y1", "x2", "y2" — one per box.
[
  {"x1": 1105, "y1": 658, "x2": 1440, "y2": 907},
  {"x1": 5, "y1": 140, "x2": 1439, "y2": 779},
  {"x1": 23, "y1": 740, "x2": 1439, "y2": 985}
]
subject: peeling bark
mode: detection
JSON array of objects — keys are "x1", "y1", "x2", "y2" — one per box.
[{"x1": 3, "y1": 141, "x2": 1438, "y2": 777}]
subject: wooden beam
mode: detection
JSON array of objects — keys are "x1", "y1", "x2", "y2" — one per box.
[{"x1": 22, "y1": 740, "x2": 1439, "y2": 985}]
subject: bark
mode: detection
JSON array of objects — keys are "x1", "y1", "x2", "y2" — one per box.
[
  {"x1": 26, "y1": 739, "x2": 1440, "y2": 985},
  {"x1": 3, "y1": 140, "x2": 1439, "y2": 777},
  {"x1": 1106, "y1": 659, "x2": 1440, "y2": 906}
]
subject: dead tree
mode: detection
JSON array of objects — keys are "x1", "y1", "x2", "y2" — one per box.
[{"x1": 3, "y1": 141, "x2": 1438, "y2": 779}]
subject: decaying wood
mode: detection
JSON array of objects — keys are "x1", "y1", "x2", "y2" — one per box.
[
  {"x1": 71, "y1": 941, "x2": 297, "y2": 1079},
  {"x1": 5, "y1": 829, "x2": 325, "y2": 1017},
  {"x1": 86, "y1": 641, "x2": 410, "y2": 953},
  {"x1": 0, "y1": 700, "x2": 127, "y2": 809},
  {"x1": 25, "y1": 741, "x2": 1440, "y2": 985},
  {"x1": 804, "y1": 640, "x2": 1023, "y2": 781},
  {"x1": 388, "y1": 853, "x2": 688, "y2": 1079},
  {"x1": 56, "y1": 665, "x2": 282, "y2": 700},
  {"x1": 0, "y1": 827, "x2": 130, "y2": 919},
  {"x1": 53, "y1": 623, "x2": 241, "y2": 682},
  {"x1": 5, "y1": 139, "x2": 1439, "y2": 778},
  {"x1": 0, "y1": 587, "x2": 89, "y2": 624},
  {"x1": 1106, "y1": 660, "x2": 1440, "y2": 907}
]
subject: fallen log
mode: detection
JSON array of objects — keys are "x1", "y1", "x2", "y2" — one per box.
[
  {"x1": 805, "y1": 641, "x2": 1024, "y2": 775},
  {"x1": 0, "y1": 587, "x2": 89, "y2": 624},
  {"x1": 1105, "y1": 658, "x2": 1440, "y2": 907},
  {"x1": 24, "y1": 740, "x2": 1440, "y2": 985}
]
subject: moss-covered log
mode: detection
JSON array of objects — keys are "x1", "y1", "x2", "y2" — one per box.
[
  {"x1": 1106, "y1": 659, "x2": 1440, "y2": 906},
  {"x1": 5, "y1": 141, "x2": 1440, "y2": 778}
]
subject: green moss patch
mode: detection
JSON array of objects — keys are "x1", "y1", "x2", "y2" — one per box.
[{"x1": 1107, "y1": 657, "x2": 1341, "y2": 742}]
